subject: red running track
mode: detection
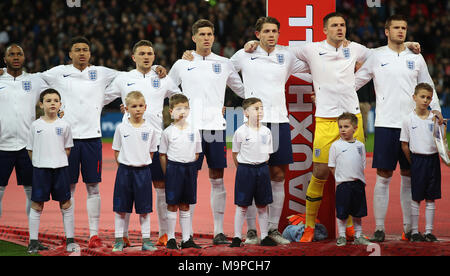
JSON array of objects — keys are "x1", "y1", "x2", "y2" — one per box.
[{"x1": 0, "y1": 144, "x2": 449, "y2": 256}]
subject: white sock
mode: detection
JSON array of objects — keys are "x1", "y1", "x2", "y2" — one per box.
[
  {"x1": 123, "y1": 213, "x2": 131, "y2": 238},
  {"x1": 210, "y1": 178, "x2": 226, "y2": 236},
  {"x1": 139, "y1": 213, "x2": 151, "y2": 239},
  {"x1": 246, "y1": 201, "x2": 257, "y2": 231},
  {"x1": 411, "y1": 201, "x2": 420, "y2": 234},
  {"x1": 114, "y1": 212, "x2": 126, "y2": 238},
  {"x1": 23, "y1": 186, "x2": 32, "y2": 218},
  {"x1": 373, "y1": 175, "x2": 391, "y2": 231},
  {"x1": 234, "y1": 206, "x2": 247, "y2": 239},
  {"x1": 0, "y1": 186, "x2": 5, "y2": 218},
  {"x1": 337, "y1": 218, "x2": 347, "y2": 238},
  {"x1": 167, "y1": 210, "x2": 177, "y2": 240},
  {"x1": 189, "y1": 204, "x2": 195, "y2": 236},
  {"x1": 400, "y1": 175, "x2": 412, "y2": 233},
  {"x1": 61, "y1": 204, "x2": 75, "y2": 239},
  {"x1": 425, "y1": 201, "x2": 435, "y2": 235},
  {"x1": 353, "y1": 217, "x2": 362, "y2": 238},
  {"x1": 180, "y1": 210, "x2": 191, "y2": 242},
  {"x1": 86, "y1": 183, "x2": 101, "y2": 237},
  {"x1": 155, "y1": 188, "x2": 168, "y2": 237},
  {"x1": 70, "y1": 184, "x2": 76, "y2": 209},
  {"x1": 257, "y1": 206, "x2": 269, "y2": 240},
  {"x1": 29, "y1": 208, "x2": 42, "y2": 240},
  {"x1": 268, "y1": 180, "x2": 285, "y2": 230}
]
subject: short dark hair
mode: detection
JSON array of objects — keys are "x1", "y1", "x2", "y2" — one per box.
[
  {"x1": 337, "y1": 112, "x2": 358, "y2": 127},
  {"x1": 132, "y1": 40, "x2": 153, "y2": 54},
  {"x1": 169, "y1": 94, "x2": 189, "y2": 109},
  {"x1": 39, "y1": 88, "x2": 61, "y2": 103},
  {"x1": 242, "y1": 97, "x2": 262, "y2": 110},
  {"x1": 70, "y1": 36, "x2": 91, "y2": 49},
  {"x1": 414, "y1": 83, "x2": 433, "y2": 95},
  {"x1": 192, "y1": 19, "x2": 214, "y2": 35},
  {"x1": 385, "y1": 14, "x2": 408, "y2": 29},
  {"x1": 323, "y1": 12, "x2": 346, "y2": 28},
  {"x1": 255, "y1": 16, "x2": 280, "y2": 32}
]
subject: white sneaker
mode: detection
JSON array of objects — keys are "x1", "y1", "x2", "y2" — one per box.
[
  {"x1": 244, "y1": 229, "x2": 259, "y2": 245},
  {"x1": 353, "y1": 236, "x2": 373, "y2": 246},
  {"x1": 268, "y1": 229, "x2": 290, "y2": 245}
]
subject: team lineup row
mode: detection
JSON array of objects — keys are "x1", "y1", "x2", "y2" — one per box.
[{"x1": 0, "y1": 12, "x2": 444, "y2": 253}]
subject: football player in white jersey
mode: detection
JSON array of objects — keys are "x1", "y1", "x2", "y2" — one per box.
[
  {"x1": 229, "y1": 17, "x2": 310, "y2": 245},
  {"x1": 104, "y1": 40, "x2": 181, "y2": 246},
  {"x1": 0, "y1": 44, "x2": 48, "y2": 220},
  {"x1": 355, "y1": 15, "x2": 442, "y2": 242},
  {"x1": 169, "y1": 19, "x2": 245, "y2": 245}
]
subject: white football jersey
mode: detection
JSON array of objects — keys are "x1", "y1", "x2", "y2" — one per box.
[
  {"x1": 159, "y1": 124, "x2": 202, "y2": 163},
  {"x1": 355, "y1": 46, "x2": 441, "y2": 128},
  {"x1": 232, "y1": 124, "x2": 273, "y2": 165},
  {"x1": 26, "y1": 118, "x2": 73, "y2": 168},
  {"x1": 230, "y1": 45, "x2": 310, "y2": 123},
  {"x1": 400, "y1": 111, "x2": 438, "y2": 155},
  {"x1": 328, "y1": 139, "x2": 366, "y2": 186},
  {"x1": 104, "y1": 69, "x2": 180, "y2": 144},
  {"x1": 168, "y1": 52, "x2": 245, "y2": 130},
  {"x1": 290, "y1": 41, "x2": 371, "y2": 118},
  {"x1": 112, "y1": 120, "x2": 158, "y2": 167},
  {"x1": 39, "y1": 65, "x2": 118, "y2": 139},
  {"x1": 0, "y1": 71, "x2": 48, "y2": 151}
]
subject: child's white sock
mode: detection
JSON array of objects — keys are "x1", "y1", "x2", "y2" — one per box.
[
  {"x1": 86, "y1": 183, "x2": 101, "y2": 238},
  {"x1": 257, "y1": 206, "x2": 269, "y2": 240},
  {"x1": 23, "y1": 186, "x2": 32, "y2": 218},
  {"x1": 400, "y1": 175, "x2": 412, "y2": 233},
  {"x1": 167, "y1": 210, "x2": 177, "y2": 240},
  {"x1": 337, "y1": 218, "x2": 347, "y2": 238},
  {"x1": 411, "y1": 201, "x2": 420, "y2": 234},
  {"x1": 425, "y1": 201, "x2": 435, "y2": 235},
  {"x1": 353, "y1": 217, "x2": 362, "y2": 238},
  {"x1": 61, "y1": 204, "x2": 75, "y2": 239},
  {"x1": 373, "y1": 175, "x2": 391, "y2": 231},
  {"x1": 234, "y1": 206, "x2": 247, "y2": 239},
  {"x1": 179, "y1": 210, "x2": 191, "y2": 242},
  {"x1": 210, "y1": 178, "x2": 226, "y2": 236},
  {"x1": 29, "y1": 208, "x2": 42, "y2": 240},
  {"x1": 246, "y1": 201, "x2": 257, "y2": 231},
  {"x1": 114, "y1": 213, "x2": 126, "y2": 238},
  {"x1": 189, "y1": 204, "x2": 195, "y2": 236},
  {"x1": 268, "y1": 180, "x2": 284, "y2": 230},
  {"x1": 139, "y1": 213, "x2": 151, "y2": 239},
  {"x1": 123, "y1": 213, "x2": 131, "y2": 238}
]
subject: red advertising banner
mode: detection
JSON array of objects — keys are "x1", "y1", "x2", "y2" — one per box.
[{"x1": 267, "y1": 0, "x2": 337, "y2": 238}]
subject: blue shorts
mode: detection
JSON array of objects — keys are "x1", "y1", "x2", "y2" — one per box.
[
  {"x1": 149, "y1": 151, "x2": 164, "y2": 182},
  {"x1": 196, "y1": 130, "x2": 227, "y2": 170},
  {"x1": 335, "y1": 180, "x2": 367, "y2": 220},
  {"x1": 234, "y1": 163, "x2": 273, "y2": 207},
  {"x1": 263, "y1": 123, "x2": 293, "y2": 166},
  {"x1": 0, "y1": 148, "x2": 33, "y2": 187},
  {"x1": 31, "y1": 166, "x2": 71, "y2": 202},
  {"x1": 113, "y1": 164, "x2": 153, "y2": 214},
  {"x1": 373, "y1": 127, "x2": 410, "y2": 171},
  {"x1": 68, "y1": 138, "x2": 102, "y2": 184},
  {"x1": 410, "y1": 153, "x2": 441, "y2": 202},
  {"x1": 165, "y1": 160, "x2": 198, "y2": 205}
]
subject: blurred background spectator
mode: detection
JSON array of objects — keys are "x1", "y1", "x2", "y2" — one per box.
[{"x1": 0, "y1": 0, "x2": 448, "y2": 108}]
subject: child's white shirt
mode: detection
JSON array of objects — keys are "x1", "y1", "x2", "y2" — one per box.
[
  {"x1": 112, "y1": 119, "x2": 158, "y2": 167},
  {"x1": 328, "y1": 138, "x2": 366, "y2": 185},
  {"x1": 400, "y1": 111, "x2": 438, "y2": 154},
  {"x1": 232, "y1": 123, "x2": 273, "y2": 165},
  {"x1": 159, "y1": 123, "x2": 202, "y2": 163},
  {"x1": 26, "y1": 118, "x2": 73, "y2": 168}
]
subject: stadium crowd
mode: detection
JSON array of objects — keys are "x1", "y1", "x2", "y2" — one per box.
[{"x1": 0, "y1": 0, "x2": 448, "y2": 107}]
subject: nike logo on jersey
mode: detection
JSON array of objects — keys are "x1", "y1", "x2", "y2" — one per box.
[
  {"x1": 245, "y1": 138, "x2": 251, "y2": 141},
  {"x1": 412, "y1": 126, "x2": 418, "y2": 129},
  {"x1": 381, "y1": 63, "x2": 389, "y2": 67},
  {"x1": 0, "y1": 87, "x2": 5, "y2": 90},
  {"x1": 37, "y1": 130, "x2": 43, "y2": 133},
  {"x1": 127, "y1": 83, "x2": 135, "y2": 86},
  {"x1": 319, "y1": 52, "x2": 327, "y2": 56},
  {"x1": 124, "y1": 135, "x2": 130, "y2": 138},
  {"x1": 187, "y1": 67, "x2": 196, "y2": 71},
  {"x1": 63, "y1": 74, "x2": 72, "y2": 78},
  {"x1": 251, "y1": 57, "x2": 259, "y2": 60},
  {"x1": 342, "y1": 149, "x2": 348, "y2": 152}
]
